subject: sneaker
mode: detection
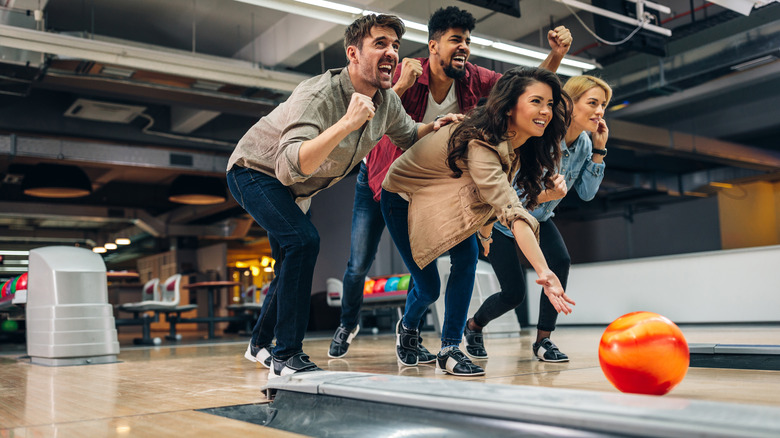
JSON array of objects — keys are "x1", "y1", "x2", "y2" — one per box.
[
  {"x1": 328, "y1": 324, "x2": 360, "y2": 358},
  {"x1": 436, "y1": 347, "x2": 485, "y2": 376},
  {"x1": 244, "y1": 343, "x2": 273, "y2": 368},
  {"x1": 463, "y1": 320, "x2": 488, "y2": 359},
  {"x1": 417, "y1": 339, "x2": 436, "y2": 364},
  {"x1": 533, "y1": 338, "x2": 569, "y2": 362},
  {"x1": 395, "y1": 320, "x2": 418, "y2": 367},
  {"x1": 269, "y1": 351, "x2": 322, "y2": 378}
]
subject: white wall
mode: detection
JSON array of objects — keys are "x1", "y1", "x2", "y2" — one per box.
[{"x1": 526, "y1": 244, "x2": 780, "y2": 325}]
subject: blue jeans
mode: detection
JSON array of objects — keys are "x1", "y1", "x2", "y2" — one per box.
[
  {"x1": 340, "y1": 162, "x2": 386, "y2": 329},
  {"x1": 380, "y1": 189, "x2": 478, "y2": 347},
  {"x1": 227, "y1": 166, "x2": 319, "y2": 360}
]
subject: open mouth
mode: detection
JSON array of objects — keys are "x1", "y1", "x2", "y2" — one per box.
[
  {"x1": 452, "y1": 54, "x2": 466, "y2": 68},
  {"x1": 378, "y1": 62, "x2": 393, "y2": 79},
  {"x1": 533, "y1": 119, "x2": 547, "y2": 128}
]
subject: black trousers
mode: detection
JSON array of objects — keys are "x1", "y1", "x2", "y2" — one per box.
[{"x1": 473, "y1": 220, "x2": 571, "y2": 332}]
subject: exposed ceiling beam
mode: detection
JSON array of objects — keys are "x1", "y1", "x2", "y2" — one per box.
[
  {"x1": 609, "y1": 60, "x2": 780, "y2": 119},
  {"x1": 608, "y1": 119, "x2": 780, "y2": 171},
  {"x1": 0, "y1": 24, "x2": 310, "y2": 92},
  {"x1": 0, "y1": 134, "x2": 231, "y2": 172}
]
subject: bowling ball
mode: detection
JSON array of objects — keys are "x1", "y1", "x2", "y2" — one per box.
[
  {"x1": 15, "y1": 272, "x2": 27, "y2": 292},
  {"x1": 598, "y1": 311, "x2": 689, "y2": 396},
  {"x1": 1, "y1": 319, "x2": 18, "y2": 332},
  {"x1": 363, "y1": 278, "x2": 375, "y2": 295},
  {"x1": 373, "y1": 278, "x2": 387, "y2": 294},
  {"x1": 0, "y1": 280, "x2": 9, "y2": 299},
  {"x1": 9, "y1": 276, "x2": 18, "y2": 295},
  {"x1": 396, "y1": 275, "x2": 411, "y2": 291},
  {"x1": 384, "y1": 277, "x2": 400, "y2": 292}
]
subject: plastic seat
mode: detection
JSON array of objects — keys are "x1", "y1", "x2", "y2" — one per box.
[
  {"x1": 119, "y1": 278, "x2": 160, "y2": 312},
  {"x1": 326, "y1": 278, "x2": 343, "y2": 307},
  {"x1": 117, "y1": 278, "x2": 162, "y2": 345},
  {"x1": 154, "y1": 274, "x2": 197, "y2": 341}
]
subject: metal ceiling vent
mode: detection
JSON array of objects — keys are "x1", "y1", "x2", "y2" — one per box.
[{"x1": 64, "y1": 98, "x2": 147, "y2": 124}]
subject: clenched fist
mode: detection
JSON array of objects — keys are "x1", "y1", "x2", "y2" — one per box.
[
  {"x1": 342, "y1": 93, "x2": 375, "y2": 132},
  {"x1": 548, "y1": 26, "x2": 572, "y2": 56}
]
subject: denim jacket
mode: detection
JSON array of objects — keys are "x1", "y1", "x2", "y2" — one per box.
[{"x1": 495, "y1": 131, "x2": 605, "y2": 238}]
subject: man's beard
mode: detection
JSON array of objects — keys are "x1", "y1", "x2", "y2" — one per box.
[{"x1": 443, "y1": 63, "x2": 466, "y2": 80}]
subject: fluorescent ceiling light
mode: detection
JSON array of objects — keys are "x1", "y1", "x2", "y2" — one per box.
[
  {"x1": 294, "y1": 0, "x2": 362, "y2": 15},
  {"x1": 469, "y1": 36, "x2": 494, "y2": 47},
  {"x1": 0, "y1": 250, "x2": 30, "y2": 256},
  {"x1": 492, "y1": 42, "x2": 548, "y2": 60},
  {"x1": 401, "y1": 19, "x2": 429, "y2": 33},
  {"x1": 237, "y1": 0, "x2": 597, "y2": 74}
]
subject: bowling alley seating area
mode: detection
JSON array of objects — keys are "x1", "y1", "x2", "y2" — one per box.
[{"x1": 226, "y1": 284, "x2": 265, "y2": 335}]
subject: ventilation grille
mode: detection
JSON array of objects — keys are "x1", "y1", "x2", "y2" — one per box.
[{"x1": 64, "y1": 98, "x2": 147, "y2": 124}]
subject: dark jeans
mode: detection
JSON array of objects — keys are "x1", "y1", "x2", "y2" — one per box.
[
  {"x1": 252, "y1": 234, "x2": 281, "y2": 347},
  {"x1": 227, "y1": 166, "x2": 319, "y2": 360},
  {"x1": 381, "y1": 189, "x2": 478, "y2": 347},
  {"x1": 339, "y1": 162, "x2": 386, "y2": 329},
  {"x1": 473, "y1": 219, "x2": 571, "y2": 332}
]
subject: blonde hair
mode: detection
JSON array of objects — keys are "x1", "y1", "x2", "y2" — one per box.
[{"x1": 563, "y1": 75, "x2": 612, "y2": 107}]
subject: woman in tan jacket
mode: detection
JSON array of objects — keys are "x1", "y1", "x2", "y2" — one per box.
[{"x1": 381, "y1": 67, "x2": 576, "y2": 376}]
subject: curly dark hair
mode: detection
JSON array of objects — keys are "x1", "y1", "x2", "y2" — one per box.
[
  {"x1": 446, "y1": 67, "x2": 571, "y2": 211},
  {"x1": 344, "y1": 14, "x2": 405, "y2": 52},
  {"x1": 428, "y1": 6, "x2": 476, "y2": 41}
]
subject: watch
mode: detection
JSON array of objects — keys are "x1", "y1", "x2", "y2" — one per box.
[{"x1": 592, "y1": 148, "x2": 607, "y2": 157}]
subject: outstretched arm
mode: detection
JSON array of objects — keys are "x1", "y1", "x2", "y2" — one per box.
[{"x1": 511, "y1": 219, "x2": 575, "y2": 314}]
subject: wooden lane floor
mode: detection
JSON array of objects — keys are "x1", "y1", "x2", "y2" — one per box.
[{"x1": 1, "y1": 324, "x2": 779, "y2": 436}]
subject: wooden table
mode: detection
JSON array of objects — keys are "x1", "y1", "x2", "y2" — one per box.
[
  {"x1": 183, "y1": 281, "x2": 240, "y2": 339},
  {"x1": 106, "y1": 271, "x2": 140, "y2": 281}
]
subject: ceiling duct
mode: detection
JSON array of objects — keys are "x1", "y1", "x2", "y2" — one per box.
[
  {"x1": 603, "y1": 12, "x2": 780, "y2": 103},
  {"x1": 64, "y1": 98, "x2": 147, "y2": 124}
]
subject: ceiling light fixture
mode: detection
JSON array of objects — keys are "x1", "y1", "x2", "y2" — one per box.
[
  {"x1": 168, "y1": 175, "x2": 227, "y2": 205},
  {"x1": 22, "y1": 163, "x2": 93, "y2": 198},
  {"x1": 236, "y1": 0, "x2": 597, "y2": 75},
  {"x1": 104, "y1": 243, "x2": 118, "y2": 250},
  {"x1": 115, "y1": 238, "x2": 131, "y2": 245},
  {"x1": 92, "y1": 247, "x2": 107, "y2": 254}
]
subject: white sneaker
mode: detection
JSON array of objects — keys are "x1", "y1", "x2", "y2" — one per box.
[{"x1": 244, "y1": 343, "x2": 273, "y2": 368}]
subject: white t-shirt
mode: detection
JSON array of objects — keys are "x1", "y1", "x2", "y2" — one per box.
[{"x1": 421, "y1": 83, "x2": 459, "y2": 123}]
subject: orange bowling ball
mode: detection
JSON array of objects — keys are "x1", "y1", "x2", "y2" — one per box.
[
  {"x1": 598, "y1": 311, "x2": 689, "y2": 396},
  {"x1": 363, "y1": 279, "x2": 375, "y2": 295}
]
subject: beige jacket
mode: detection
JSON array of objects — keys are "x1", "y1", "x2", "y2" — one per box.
[{"x1": 383, "y1": 124, "x2": 539, "y2": 269}]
